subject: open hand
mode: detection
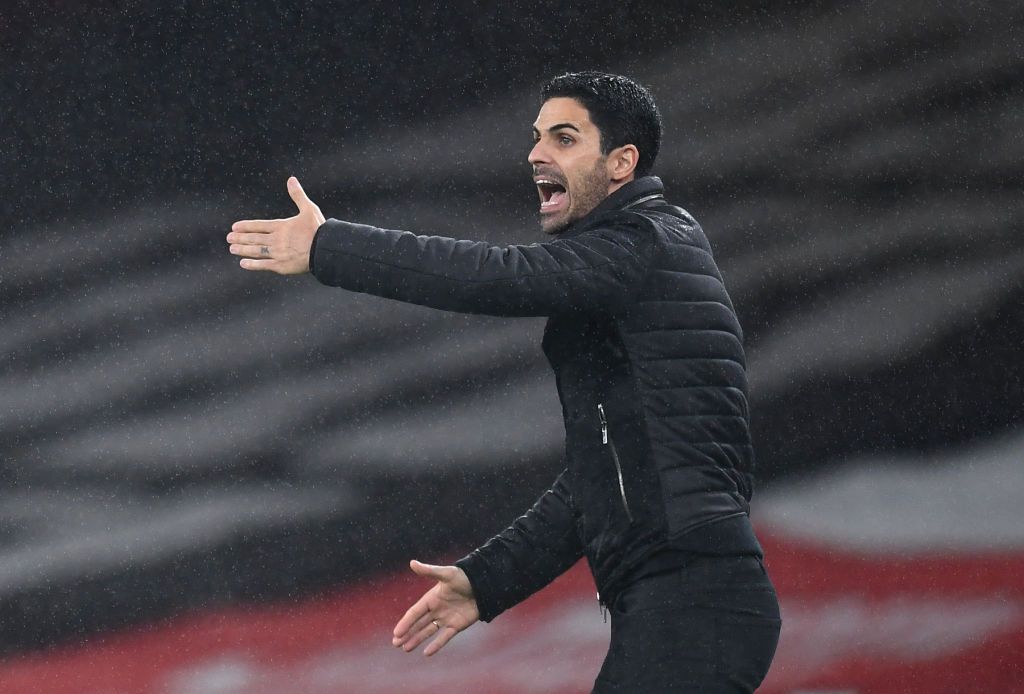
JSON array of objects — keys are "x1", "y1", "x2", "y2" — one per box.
[
  {"x1": 392, "y1": 560, "x2": 479, "y2": 657},
  {"x1": 227, "y1": 176, "x2": 326, "y2": 274}
]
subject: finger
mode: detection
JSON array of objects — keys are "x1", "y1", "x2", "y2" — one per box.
[
  {"x1": 401, "y1": 620, "x2": 442, "y2": 653},
  {"x1": 405, "y1": 611, "x2": 442, "y2": 641},
  {"x1": 409, "y1": 559, "x2": 453, "y2": 582},
  {"x1": 424, "y1": 626, "x2": 459, "y2": 657},
  {"x1": 287, "y1": 176, "x2": 315, "y2": 213},
  {"x1": 393, "y1": 614, "x2": 424, "y2": 647},
  {"x1": 231, "y1": 219, "x2": 280, "y2": 233},
  {"x1": 226, "y1": 231, "x2": 275, "y2": 245},
  {"x1": 393, "y1": 595, "x2": 431, "y2": 641},
  {"x1": 229, "y1": 244, "x2": 273, "y2": 259},
  {"x1": 239, "y1": 258, "x2": 277, "y2": 272}
]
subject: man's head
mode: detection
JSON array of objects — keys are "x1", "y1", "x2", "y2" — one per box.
[{"x1": 530, "y1": 71, "x2": 662, "y2": 234}]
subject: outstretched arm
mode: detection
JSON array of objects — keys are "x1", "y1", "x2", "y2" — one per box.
[
  {"x1": 228, "y1": 178, "x2": 654, "y2": 316},
  {"x1": 309, "y1": 216, "x2": 653, "y2": 316}
]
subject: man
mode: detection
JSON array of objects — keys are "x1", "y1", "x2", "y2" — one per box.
[{"x1": 227, "y1": 72, "x2": 780, "y2": 692}]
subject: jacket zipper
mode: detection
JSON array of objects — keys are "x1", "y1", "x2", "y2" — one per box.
[{"x1": 597, "y1": 403, "x2": 633, "y2": 523}]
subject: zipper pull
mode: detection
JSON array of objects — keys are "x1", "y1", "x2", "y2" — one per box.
[{"x1": 597, "y1": 403, "x2": 608, "y2": 445}]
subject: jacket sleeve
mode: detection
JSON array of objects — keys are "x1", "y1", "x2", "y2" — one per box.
[
  {"x1": 307, "y1": 213, "x2": 654, "y2": 317},
  {"x1": 454, "y1": 470, "x2": 582, "y2": 622}
]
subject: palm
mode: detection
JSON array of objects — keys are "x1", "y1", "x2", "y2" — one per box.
[{"x1": 425, "y1": 574, "x2": 477, "y2": 628}]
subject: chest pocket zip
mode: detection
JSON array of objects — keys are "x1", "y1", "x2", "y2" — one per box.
[{"x1": 597, "y1": 403, "x2": 633, "y2": 523}]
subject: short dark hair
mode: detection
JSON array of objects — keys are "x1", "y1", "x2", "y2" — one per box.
[{"x1": 540, "y1": 71, "x2": 662, "y2": 178}]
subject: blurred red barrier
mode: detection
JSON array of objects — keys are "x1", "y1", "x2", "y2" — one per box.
[{"x1": 0, "y1": 531, "x2": 1021, "y2": 693}]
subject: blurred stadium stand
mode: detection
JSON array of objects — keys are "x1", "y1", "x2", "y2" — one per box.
[{"x1": 1, "y1": 0, "x2": 1023, "y2": 690}]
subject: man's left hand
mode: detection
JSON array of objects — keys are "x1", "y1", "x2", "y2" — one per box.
[
  {"x1": 227, "y1": 176, "x2": 326, "y2": 274},
  {"x1": 392, "y1": 560, "x2": 480, "y2": 657}
]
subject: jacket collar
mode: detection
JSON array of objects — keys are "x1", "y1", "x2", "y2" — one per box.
[{"x1": 559, "y1": 176, "x2": 665, "y2": 237}]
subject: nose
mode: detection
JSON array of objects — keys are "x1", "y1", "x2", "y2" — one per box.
[{"x1": 528, "y1": 139, "x2": 549, "y2": 167}]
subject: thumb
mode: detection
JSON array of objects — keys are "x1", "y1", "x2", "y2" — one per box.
[
  {"x1": 410, "y1": 559, "x2": 450, "y2": 581},
  {"x1": 287, "y1": 176, "x2": 314, "y2": 212}
]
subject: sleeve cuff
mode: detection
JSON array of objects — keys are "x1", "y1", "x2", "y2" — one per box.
[
  {"x1": 454, "y1": 551, "x2": 503, "y2": 623},
  {"x1": 307, "y1": 219, "x2": 330, "y2": 277}
]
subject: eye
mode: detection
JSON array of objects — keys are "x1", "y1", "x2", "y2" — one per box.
[{"x1": 558, "y1": 134, "x2": 574, "y2": 146}]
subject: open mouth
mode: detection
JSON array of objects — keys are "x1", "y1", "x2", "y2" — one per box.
[{"x1": 536, "y1": 178, "x2": 568, "y2": 213}]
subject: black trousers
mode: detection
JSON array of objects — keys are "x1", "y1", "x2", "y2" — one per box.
[{"x1": 592, "y1": 555, "x2": 781, "y2": 693}]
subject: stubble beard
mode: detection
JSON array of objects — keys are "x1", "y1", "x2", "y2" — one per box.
[{"x1": 540, "y1": 157, "x2": 609, "y2": 235}]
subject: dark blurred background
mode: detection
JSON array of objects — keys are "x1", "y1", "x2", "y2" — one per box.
[{"x1": 1, "y1": 0, "x2": 1022, "y2": 677}]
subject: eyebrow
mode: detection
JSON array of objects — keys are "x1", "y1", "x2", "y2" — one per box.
[{"x1": 532, "y1": 122, "x2": 582, "y2": 135}]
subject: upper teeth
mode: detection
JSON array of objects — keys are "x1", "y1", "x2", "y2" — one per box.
[{"x1": 537, "y1": 179, "x2": 558, "y2": 186}]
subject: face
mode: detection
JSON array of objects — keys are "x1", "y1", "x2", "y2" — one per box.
[{"x1": 529, "y1": 97, "x2": 612, "y2": 235}]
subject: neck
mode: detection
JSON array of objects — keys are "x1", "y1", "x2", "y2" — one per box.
[{"x1": 606, "y1": 175, "x2": 635, "y2": 198}]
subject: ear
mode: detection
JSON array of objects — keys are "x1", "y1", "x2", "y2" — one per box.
[{"x1": 606, "y1": 144, "x2": 639, "y2": 183}]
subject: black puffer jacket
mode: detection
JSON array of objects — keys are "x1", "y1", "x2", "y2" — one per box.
[{"x1": 309, "y1": 176, "x2": 762, "y2": 621}]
